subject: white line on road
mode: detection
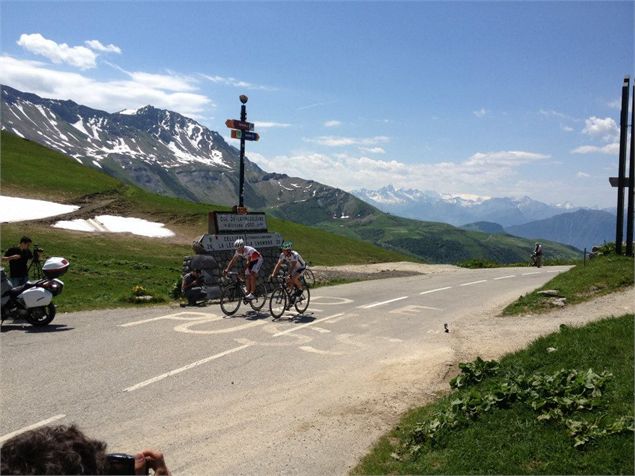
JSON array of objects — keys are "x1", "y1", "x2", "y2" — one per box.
[
  {"x1": 419, "y1": 286, "x2": 452, "y2": 295},
  {"x1": 273, "y1": 313, "x2": 345, "y2": 337},
  {"x1": 546, "y1": 270, "x2": 561, "y2": 273},
  {"x1": 522, "y1": 272, "x2": 541, "y2": 276},
  {"x1": 494, "y1": 275, "x2": 516, "y2": 280},
  {"x1": 358, "y1": 296, "x2": 409, "y2": 309},
  {"x1": 459, "y1": 280, "x2": 487, "y2": 286},
  {"x1": 0, "y1": 414, "x2": 66, "y2": 444},
  {"x1": 123, "y1": 344, "x2": 253, "y2": 392}
]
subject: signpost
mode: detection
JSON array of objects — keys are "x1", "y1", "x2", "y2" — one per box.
[
  {"x1": 230, "y1": 130, "x2": 260, "y2": 141},
  {"x1": 226, "y1": 95, "x2": 260, "y2": 208}
]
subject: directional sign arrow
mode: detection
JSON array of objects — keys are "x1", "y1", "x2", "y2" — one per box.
[
  {"x1": 231, "y1": 130, "x2": 260, "y2": 141},
  {"x1": 225, "y1": 119, "x2": 254, "y2": 131}
]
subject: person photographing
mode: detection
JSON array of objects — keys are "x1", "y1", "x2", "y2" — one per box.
[{"x1": 2, "y1": 236, "x2": 34, "y2": 286}]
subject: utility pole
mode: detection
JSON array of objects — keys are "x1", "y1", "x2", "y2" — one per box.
[
  {"x1": 615, "y1": 76, "x2": 630, "y2": 254},
  {"x1": 626, "y1": 83, "x2": 635, "y2": 256}
]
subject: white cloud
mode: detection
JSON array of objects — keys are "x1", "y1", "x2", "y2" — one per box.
[
  {"x1": 466, "y1": 150, "x2": 550, "y2": 167},
  {"x1": 582, "y1": 116, "x2": 618, "y2": 142},
  {"x1": 248, "y1": 148, "x2": 550, "y2": 198},
  {"x1": 324, "y1": 120, "x2": 342, "y2": 127},
  {"x1": 571, "y1": 143, "x2": 620, "y2": 155},
  {"x1": 304, "y1": 135, "x2": 390, "y2": 147},
  {"x1": 17, "y1": 33, "x2": 98, "y2": 69},
  {"x1": 256, "y1": 121, "x2": 292, "y2": 128},
  {"x1": 0, "y1": 55, "x2": 212, "y2": 119},
  {"x1": 576, "y1": 171, "x2": 591, "y2": 178},
  {"x1": 85, "y1": 40, "x2": 121, "y2": 54},
  {"x1": 359, "y1": 146, "x2": 385, "y2": 154},
  {"x1": 199, "y1": 73, "x2": 275, "y2": 91},
  {"x1": 473, "y1": 108, "x2": 488, "y2": 118}
]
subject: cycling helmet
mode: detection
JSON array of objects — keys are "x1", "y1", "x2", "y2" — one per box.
[
  {"x1": 281, "y1": 241, "x2": 293, "y2": 250},
  {"x1": 234, "y1": 238, "x2": 245, "y2": 249}
]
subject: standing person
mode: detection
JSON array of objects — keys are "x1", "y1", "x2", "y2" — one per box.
[
  {"x1": 181, "y1": 268, "x2": 205, "y2": 306},
  {"x1": 270, "y1": 241, "x2": 306, "y2": 301},
  {"x1": 2, "y1": 236, "x2": 33, "y2": 286},
  {"x1": 533, "y1": 242, "x2": 544, "y2": 267},
  {"x1": 223, "y1": 239, "x2": 263, "y2": 301}
]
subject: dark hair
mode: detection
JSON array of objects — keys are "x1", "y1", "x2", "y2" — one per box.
[
  {"x1": 0, "y1": 425, "x2": 107, "y2": 475},
  {"x1": 19, "y1": 236, "x2": 32, "y2": 244}
]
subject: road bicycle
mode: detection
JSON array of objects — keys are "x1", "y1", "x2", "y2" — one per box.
[
  {"x1": 268, "y1": 274, "x2": 310, "y2": 319},
  {"x1": 219, "y1": 272, "x2": 268, "y2": 316},
  {"x1": 302, "y1": 264, "x2": 315, "y2": 288}
]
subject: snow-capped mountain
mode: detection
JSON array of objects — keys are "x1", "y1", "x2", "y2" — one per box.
[
  {"x1": 1, "y1": 85, "x2": 370, "y2": 221},
  {"x1": 352, "y1": 185, "x2": 583, "y2": 227}
]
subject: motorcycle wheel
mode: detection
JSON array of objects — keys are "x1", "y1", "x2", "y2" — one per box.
[{"x1": 26, "y1": 303, "x2": 56, "y2": 327}]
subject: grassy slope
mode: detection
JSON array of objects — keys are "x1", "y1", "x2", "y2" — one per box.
[
  {"x1": 354, "y1": 253, "x2": 634, "y2": 474},
  {"x1": 318, "y1": 211, "x2": 581, "y2": 265},
  {"x1": 503, "y1": 254, "x2": 634, "y2": 315},
  {"x1": 354, "y1": 314, "x2": 634, "y2": 475},
  {"x1": 1, "y1": 131, "x2": 408, "y2": 311}
]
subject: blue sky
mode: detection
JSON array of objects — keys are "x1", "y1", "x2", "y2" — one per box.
[{"x1": 1, "y1": 1, "x2": 633, "y2": 208}]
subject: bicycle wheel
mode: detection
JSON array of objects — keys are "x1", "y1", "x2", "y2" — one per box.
[
  {"x1": 269, "y1": 287, "x2": 288, "y2": 319},
  {"x1": 220, "y1": 285, "x2": 241, "y2": 316},
  {"x1": 294, "y1": 287, "x2": 311, "y2": 314},
  {"x1": 250, "y1": 282, "x2": 268, "y2": 311},
  {"x1": 302, "y1": 268, "x2": 315, "y2": 288}
]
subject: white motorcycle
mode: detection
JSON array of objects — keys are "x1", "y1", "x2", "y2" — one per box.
[{"x1": 1, "y1": 257, "x2": 69, "y2": 327}]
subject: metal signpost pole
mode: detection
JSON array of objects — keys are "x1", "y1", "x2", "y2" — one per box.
[
  {"x1": 238, "y1": 95, "x2": 248, "y2": 208},
  {"x1": 626, "y1": 84, "x2": 635, "y2": 256},
  {"x1": 615, "y1": 76, "x2": 630, "y2": 255}
]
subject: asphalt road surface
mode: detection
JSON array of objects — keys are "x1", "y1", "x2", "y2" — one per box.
[{"x1": 1, "y1": 266, "x2": 571, "y2": 474}]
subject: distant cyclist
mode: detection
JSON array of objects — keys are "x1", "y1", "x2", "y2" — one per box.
[
  {"x1": 532, "y1": 242, "x2": 544, "y2": 267},
  {"x1": 224, "y1": 239, "x2": 263, "y2": 301},
  {"x1": 270, "y1": 241, "x2": 306, "y2": 301}
]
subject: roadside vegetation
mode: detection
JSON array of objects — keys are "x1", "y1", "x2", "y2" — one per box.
[
  {"x1": 355, "y1": 248, "x2": 634, "y2": 474},
  {"x1": 353, "y1": 314, "x2": 635, "y2": 475},
  {"x1": 502, "y1": 252, "x2": 634, "y2": 315}
]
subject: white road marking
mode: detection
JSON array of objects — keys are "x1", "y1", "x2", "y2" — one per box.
[
  {"x1": 174, "y1": 318, "x2": 266, "y2": 334},
  {"x1": 522, "y1": 272, "x2": 541, "y2": 276},
  {"x1": 0, "y1": 414, "x2": 66, "y2": 444},
  {"x1": 120, "y1": 311, "x2": 215, "y2": 327},
  {"x1": 390, "y1": 304, "x2": 443, "y2": 315},
  {"x1": 299, "y1": 346, "x2": 345, "y2": 356},
  {"x1": 494, "y1": 275, "x2": 516, "y2": 280},
  {"x1": 546, "y1": 270, "x2": 561, "y2": 273},
  {"x1": 459, "y1": 280, "x2": 487, "y2": 286},
  {"x1": 123, "y1": 344, "x2": 253, "y2": 392},
  {"x1": 419, "y1": 286, "x2": 452, "y2": 295},
  {"x1": 311, "y1": 296, "x2": 354, "y2": 305},
  {"x1": 273, "y1": 313, "x2": 344, "y2": 337},
  {"x1": 358, "y1": 296, "x2": 408, "y2": 309}
]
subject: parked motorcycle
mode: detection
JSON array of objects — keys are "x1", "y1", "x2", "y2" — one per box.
[{"x1": 1, "y1": 257, "x2": 70, "y2": 327}]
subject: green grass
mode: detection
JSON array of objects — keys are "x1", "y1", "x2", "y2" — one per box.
[
  {"x1": 503, "y1": 254, "x2": 634, "y2": 315},
  {"x1": 1, "y1": 132, "x2": 410, "y2": 311},
  {"x1": 353, "y1": 314, "x2": 635, "y2": 475}
]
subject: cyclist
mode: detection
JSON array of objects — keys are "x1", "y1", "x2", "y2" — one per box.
[
  {"x1": 270, "y1": 241, "x2": 306, "y2": 301},
  {"x1": 224, "y1": 239, "x2": 263, "y2": 301}
]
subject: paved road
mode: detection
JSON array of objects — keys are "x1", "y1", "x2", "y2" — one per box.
[{"x1": 0, "y1": 266, "x2": 570, "y2": 474}]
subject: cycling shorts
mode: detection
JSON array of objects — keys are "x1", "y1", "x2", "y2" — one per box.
[{"x1": 245, "y1": 257, "x2": 263, "y2": 276}]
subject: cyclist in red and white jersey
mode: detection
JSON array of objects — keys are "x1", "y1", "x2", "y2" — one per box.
[
  {"x1": 270, "y1": 241, "x2": 306, "y2": 300},
  {"x1": 224, "y1": 239, "x2": 263, "y2": 300}
]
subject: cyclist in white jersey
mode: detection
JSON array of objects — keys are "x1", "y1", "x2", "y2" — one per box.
[
  {"x1": 270, "y1": 241, "x2": 306, "y2": 300},
  {"x1": 224, "y1": 239, "x2": 263, "y2": 300}
]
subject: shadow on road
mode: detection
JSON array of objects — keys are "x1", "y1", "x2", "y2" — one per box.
[{"x1": 0, "y1": 323, "x2": 74, "y2": 333}]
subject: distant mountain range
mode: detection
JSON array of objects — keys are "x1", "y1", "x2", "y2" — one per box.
[
  {"x1": 0, "y1": 85, "x2": 582, "y2": 264},
  {"x1": 352, "y1": 185, "x2": 584, "y2": 227},
  {"x1": 1, "y1": 85, "x2": 367, "y2": 221}
]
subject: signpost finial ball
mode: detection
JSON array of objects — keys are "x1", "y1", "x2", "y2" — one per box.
[{"x1": 239, "y1": 95, "x2": 248, "y2": 104}]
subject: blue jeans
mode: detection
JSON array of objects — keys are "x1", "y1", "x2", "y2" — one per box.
[{"x1": 10, "y1": 276, "x2": 28, "y2": 287}]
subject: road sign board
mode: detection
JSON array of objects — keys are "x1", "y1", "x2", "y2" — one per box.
[
  {"x1": 198, "y1": 232, "x2": 283, "y2": 252},
  {"x1": 231, "y1": 130, "x2": 260, "y2": 141},
  {"x1": 225, "y1": 119, "x2": 254, "y2": 131}
]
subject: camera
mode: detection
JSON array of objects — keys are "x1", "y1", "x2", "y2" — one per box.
[{"x1": 105, "y1": 453, "x2": 147, "y2": 475}]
